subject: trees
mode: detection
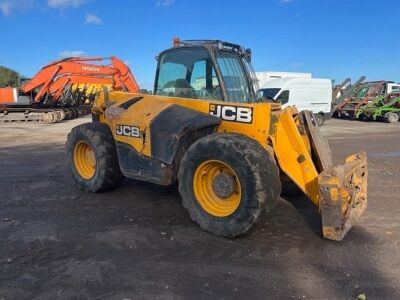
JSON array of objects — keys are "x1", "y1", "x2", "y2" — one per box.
[{"x1": 0, "y1": 66, "x2": 19, "y2": 88}]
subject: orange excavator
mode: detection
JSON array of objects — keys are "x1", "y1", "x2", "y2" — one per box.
[{"x1": 0, "y1": 56, "x2": 140, "y2": 123}]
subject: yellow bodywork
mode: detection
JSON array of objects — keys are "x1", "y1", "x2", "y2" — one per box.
[
  {"x1": 270, "y1": 108, "x2": 320, "y2": 205},
  {"x1": 93, "y1": 91, "x2": 321, "y2": 202},
  {"x1": 94, "y1": 92, "x2": 274, "y2": 152},
  {"x1": 92, "y1": 91, "x2": 368, "y2": 241}
]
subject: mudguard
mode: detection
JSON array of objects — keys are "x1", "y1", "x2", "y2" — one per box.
[{"x1": 150, "y1": 104, "x2": 221, "y2": 164}]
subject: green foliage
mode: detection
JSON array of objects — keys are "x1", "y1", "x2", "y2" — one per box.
[
  {"x1": 0, "y1": 65, "x2": 20, "y2": 88},
  {"x1": 139, "y1": 89, "x2": 153, "y2": 95}
]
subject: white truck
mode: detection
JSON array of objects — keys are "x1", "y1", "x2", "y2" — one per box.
[{"x1": 257, "y1": 77, "x2": 333, "y2": 126}]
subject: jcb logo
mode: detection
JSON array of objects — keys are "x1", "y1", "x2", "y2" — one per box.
[
  {"x1": 209, "y1": 104, "x2": 253, "y2": 123},
  {"x1": 116, "y1": 124, "x2": 141, "y2": 138}
]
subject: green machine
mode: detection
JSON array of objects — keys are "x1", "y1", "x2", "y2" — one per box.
[{"x1": 355, "y1": 94, "x2": 400, "y2": 123}]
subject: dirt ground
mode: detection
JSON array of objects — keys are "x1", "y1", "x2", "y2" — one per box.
[{"x1": 0, "y1": 117, "x2": 399, "y2": 299}]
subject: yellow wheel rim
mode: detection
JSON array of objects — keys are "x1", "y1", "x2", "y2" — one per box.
[
  {"x1": 193, "y1": 160, "x2": 241, "y2": 217},
  {"x1": 73, "y1": 140, "x2": 96, "y2": 180}
]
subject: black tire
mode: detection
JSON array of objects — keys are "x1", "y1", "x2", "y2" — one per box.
[
  {"x1": 66, "y1": 123, "x2": 123, "y2": 192},
  {"x1": 385, "y1": 112, "x2": 399, "y2": 123},
  {"x1": 178, "y1": 133, "x2": 281, "y2": 237},
  {"x1": 357, "y1": 113, "x2": 370, "y2": 121},
  {"x1": 315, "y1": 113, "x2": 324, "y2": 127}
]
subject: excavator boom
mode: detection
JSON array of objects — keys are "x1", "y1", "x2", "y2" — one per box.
[{"x1": 20, "y1": 56, "x2": 140, "y2": 103}]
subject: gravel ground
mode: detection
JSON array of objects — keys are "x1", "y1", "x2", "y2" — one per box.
[{"x1": 0, "y1": 117, "x2": 399, "y2": 299}]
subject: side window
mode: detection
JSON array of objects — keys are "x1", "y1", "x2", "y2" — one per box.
[
  {"x1": 277, "y1": 90, "x2": 289, "y2": 104},
  {"x1": 190, "y1": 60, "x2": 221, "y2": 100},
  {"x1": 190, "y1": 60, "x2": 206, "y2": 96},
  {"x1": 216, "y1": 53, "x2": 251, "y2": 103},
  {"x1": 157, "y1": 62, "x2": 187, "y2": 97}
]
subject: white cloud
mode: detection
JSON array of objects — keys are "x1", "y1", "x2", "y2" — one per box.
[
  {"x1": 85, "y1": 12, "x2": 102, "y2": 24},
  {"x1": 0, "y1": 0, "x2": 33, "y2": 15},
  {"x1": 47, "y1": 0, "x2": 85, "y2": 8},
  {"x1": 157, "y1": 0, "x2": 174, "y2": 7},
  {"x1": 0, "y1": 1, "x2": 11, "y2": 15},
  {"x1": 0, "y1": 0, "x2": 85, "y2": 15},
  {"x1": 59, "y1": 50, "x2": 86, "y2": 58},
  {"x1": 281, "y1": 0, "x2": 294, "y2": 3}
]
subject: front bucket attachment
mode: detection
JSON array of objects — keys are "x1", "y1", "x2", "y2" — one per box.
[{"x1": 318, "y1": 151, "x2": 368, "y2": 241}]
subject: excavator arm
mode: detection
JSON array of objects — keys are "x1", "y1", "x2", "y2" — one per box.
[{"x1": 20, "y1": 56, "x2": 140, "y2": 103}]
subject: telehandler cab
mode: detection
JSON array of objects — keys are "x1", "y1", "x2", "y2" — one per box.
[{"x1": 66, "y1": 39, "x2": 368, "y2": 241}]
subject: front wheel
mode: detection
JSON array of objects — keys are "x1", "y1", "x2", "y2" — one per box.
[
  {"x1": 178, "y1": 133, "x2": 281, "y2": 237},
  {"x1": 385, "y1": 112, "x2": 399, "y2": 123},
  {"x1": 66, "y1": 123, "x2": 123, "y2": 192}
]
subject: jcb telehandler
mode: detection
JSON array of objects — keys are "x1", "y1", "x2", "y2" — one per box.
[{"x1": 66, "y1": 39, "x2": 367, "y2": 241}]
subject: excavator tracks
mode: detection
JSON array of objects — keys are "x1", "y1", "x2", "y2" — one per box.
[{"x1": 0, "y1": 105, "x2": 92, "y2": 124}]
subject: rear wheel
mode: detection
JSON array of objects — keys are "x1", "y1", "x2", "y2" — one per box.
[
  {"x1": 66, "y1": 123, "x2": 123, "y2": 192},
  {"x1": 178, "y1": 133, "x2": 281, "y2": 237},
  {"x1": 385, "y1": 112, "x2": 399, "y2": 123}
]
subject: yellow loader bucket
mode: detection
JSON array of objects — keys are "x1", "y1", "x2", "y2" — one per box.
[{"x1": 318, "y1": 151, "x2": 368, "y2": 241}]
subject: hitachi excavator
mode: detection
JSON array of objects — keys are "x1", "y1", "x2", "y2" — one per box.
[
  {"x1": 66, "y1": 39, "x2": 368, "y2": 241},
  {"x1": 0, "y1": 56, "x2": 139, "y2": 123}
]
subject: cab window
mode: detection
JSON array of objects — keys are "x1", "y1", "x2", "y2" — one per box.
[
  {"x1": 156, "y1": 48, "x2": 222, "y2": 100},
  {"x1": 216, "y1": 52, "x2": 251, "y2": 103}
]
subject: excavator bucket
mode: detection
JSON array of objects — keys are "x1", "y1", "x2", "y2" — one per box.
[{"x1": 318, "y1": 151, "x2": 368, "y2": 241}]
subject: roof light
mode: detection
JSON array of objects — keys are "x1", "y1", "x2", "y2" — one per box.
[{"x1": 173, "y1": 37, "x2": 181, "y2": 47}]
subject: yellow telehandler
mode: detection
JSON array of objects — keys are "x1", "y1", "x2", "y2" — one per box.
[{"x1": 66, "y1": 39, "x2": 367, "y2": 241}]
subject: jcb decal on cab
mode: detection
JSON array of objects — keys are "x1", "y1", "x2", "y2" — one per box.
[
  {"x1": 116, "y1": 124, "x2": 141, "y2": 138},
  {"x1": 209, "y1": 104, "x2": 253, "y2": 123}
]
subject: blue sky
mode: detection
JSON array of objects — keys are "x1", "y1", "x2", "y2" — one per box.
[{"x1": 1, "y1": 0, "x2": 399, "y2": 89}]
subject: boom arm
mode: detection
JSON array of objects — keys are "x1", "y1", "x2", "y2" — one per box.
[
  {"x1": 21, "y1": 56, "x2": 140, "y2": 103},
  {"x1": 270, "y1": 108, "x2": 367, "y2": 241}
]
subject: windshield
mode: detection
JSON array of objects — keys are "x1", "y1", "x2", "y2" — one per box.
[
  {"x1": 257, "y1": 88, "x2": 281, "y2": 101},
  {"x1": 216, "y1": 52, "x2": 251, "y2": 103},
  {"x1": 156, "y1": 48, "x2": 222, "y2": 100}
]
